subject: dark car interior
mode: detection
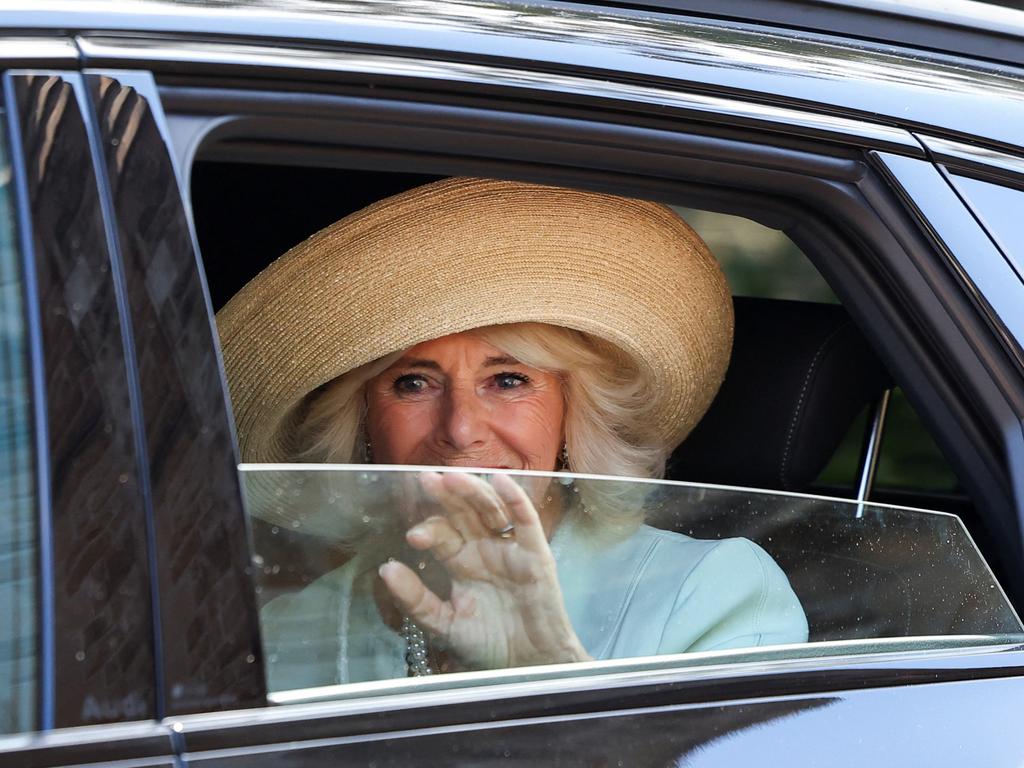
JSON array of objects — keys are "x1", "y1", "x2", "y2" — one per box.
[{"x1": 189, "y1": 158, "x2": 1017, "y2": 639}]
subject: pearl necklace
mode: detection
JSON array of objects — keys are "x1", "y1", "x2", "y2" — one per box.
[{"x1": 400, "y1": 616, "x2": 435, "y2": 676}]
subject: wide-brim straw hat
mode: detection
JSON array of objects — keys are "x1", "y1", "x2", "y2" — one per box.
[{"x1": 217, "y1": 177, "x2": 733, "y2": 464}]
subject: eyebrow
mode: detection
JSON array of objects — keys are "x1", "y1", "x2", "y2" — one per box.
[
  {"x1": 397, "y1": 354, "x2": 523, "y2": 371},
  {"x1": 484, "y1": 355, "x2": 522, "y2": 367},
  {"x1": 400, "y1": 358, "x2": 443, "y2": 371}
]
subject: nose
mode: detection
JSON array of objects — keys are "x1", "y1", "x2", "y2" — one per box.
[{"x1": 438, "y1": 384, "x2": 490, "y2": 451}]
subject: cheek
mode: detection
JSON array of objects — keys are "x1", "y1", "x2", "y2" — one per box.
[
  {"x1": 365, "y1": 398, "x2": 436, "y2": 461},
  {"x1": 498, "y1": 392, "x2": 565, "y2": 460}
]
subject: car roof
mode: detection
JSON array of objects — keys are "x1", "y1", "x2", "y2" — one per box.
[
  {"x1": 5, "y1": 0, "x2": 1024, "y2": 152},
  {"x1": 586, "y1": 0, "x2": 1024, "y2": 65}
]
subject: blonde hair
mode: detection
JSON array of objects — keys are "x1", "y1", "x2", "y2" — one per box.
[{"x1": 295, "y1": 323, "x2": 668, "y2": 534}]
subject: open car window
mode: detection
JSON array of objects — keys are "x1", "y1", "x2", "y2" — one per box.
[{"x1": 244, "y1": 466, "x2": 1023, "y2": 702}]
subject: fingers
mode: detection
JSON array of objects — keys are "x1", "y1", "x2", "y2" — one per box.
[
  {"x1": 491, "y1": 474, "x2": 547, "y2": 554},
  {"x1": 379, "y1": 559, "x2": 454, "y2": 639},
  {"x1": 406, "y1": 515, "x2": 464, "y2": 562},
  {"x1": 419, "y1": 471, "x2": 512, "y2": 539}
]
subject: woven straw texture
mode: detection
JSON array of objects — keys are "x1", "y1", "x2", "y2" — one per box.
[{"x1": 217, "y1": 177, "x2": 734, "y2": 463}]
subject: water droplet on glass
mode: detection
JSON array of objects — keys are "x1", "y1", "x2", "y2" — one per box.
[{"x1": 75, "y1": 651, "x2": 85, "y2": 661}]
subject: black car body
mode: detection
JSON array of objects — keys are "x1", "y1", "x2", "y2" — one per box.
[{"x1": 2, "y1": 0, "x2": 1024, "y2": 765}]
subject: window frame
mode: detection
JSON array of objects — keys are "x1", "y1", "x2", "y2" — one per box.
[
  {"x1": 166, "y1": 78, "x2": 1024, "y2": 599},
  {"x1": 155, "y1": 67, "x2": 1024, "y2": 725}
]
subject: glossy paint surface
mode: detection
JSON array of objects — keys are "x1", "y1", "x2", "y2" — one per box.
[
  {"x1": 874, "y1": 153, "x2": 1024, "y2": 366},
  {"x1": 10, "y1": 73, "x2": 157, "y2": 728},
  {"x1": 85, "y1": 73, "x2": 266, "y2": 716},
  {"x1": 171, "y1": 646, "x2": 1024, "y2": 766},
  {"x1": 7, "y1": 0, "x2": 1024, "y2": 149}
]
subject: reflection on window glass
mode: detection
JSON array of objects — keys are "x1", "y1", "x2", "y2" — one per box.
[
  {"x1": 0, "y1": 123, "x2": 37, "y2": 734},
  {"x1": 674, "y1": 207, "x2": 837, "y2": 303},
  {"x1": 245, "y1": 467, "x2": 1019, "y2": 698},
  {"x1": 948, "y1": 172, "x2": 1024, "y2": 279}
]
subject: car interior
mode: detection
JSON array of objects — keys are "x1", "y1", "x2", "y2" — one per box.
[{"x1": 189, "y1": 158, "x2": 1020, "y2": 648}]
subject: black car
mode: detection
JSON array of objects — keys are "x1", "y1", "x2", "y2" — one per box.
[{"x1": 3, "y1": 0, "x2": 1024, "y2": 765}]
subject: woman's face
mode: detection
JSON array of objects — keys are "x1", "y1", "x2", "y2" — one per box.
[{"x1": 365, "y1": 332, "x2": 565, "y2": 471}]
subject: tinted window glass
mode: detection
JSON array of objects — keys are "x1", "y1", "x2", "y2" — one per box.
[
  {"x1": 817, "y1": 388, "x2": 959, "y2": 494},
  {"x1": 0, "y1": 120, "x2": 37, "y2": 734},
  {"x1": 245, "y1": 467, "x2": 1020, "y2": 700},
  {"x1": 948, "y1": 172, "x2": 1024, "y2": 280}
]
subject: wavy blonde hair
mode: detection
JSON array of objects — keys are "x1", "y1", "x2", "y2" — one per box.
[{"x1": 294, "y1": 323, "x2": 668, "y2": 535}]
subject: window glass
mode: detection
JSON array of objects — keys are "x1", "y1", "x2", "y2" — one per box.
[
  {"x1": 245, "y1": 466, "x2": 1020, "y2": 700},
  {"x1": 874, "y1": 388, "x2": 959, "y2": 491},
  {"x1": 817, "y1": 388, "x2": 959, "y2": 494},
  {"x1": 0, "y1": 122, "x2": 38, "y2": 734},
  {"x1": 948, "y1": 172, "x2": 1024, "y2": 280},
  {"x1": 674, "y1": 207, "x2": 837, "y2": 303}
]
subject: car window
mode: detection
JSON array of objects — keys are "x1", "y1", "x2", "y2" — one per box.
[
  {"x1": 0, "y1": 121, "x2": 38, "y2": 734},
  {"x1": 674, "y1": 207, "x2": 837, "y2": 304},
  {"x1": 244, "y1": 466, "x2": 1021, "y2": 701},
  {"x1": 674, "y1": 208, "x2": 963, "y2": 502},
  {"x1": 818, "y1": 388, "x2": 959, "y2": 495},
  {"x1": 946, "y1": 172, "x2": 1024, "y2": 277},
  {"x1": 196, "y1": 164, "x2": 1019, "y2": 695}
]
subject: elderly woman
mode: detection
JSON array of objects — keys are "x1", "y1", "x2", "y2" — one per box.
[{"x1": 217, "y1": 178, "x2": 808, "y2": 689}]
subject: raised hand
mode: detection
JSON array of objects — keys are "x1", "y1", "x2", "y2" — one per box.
[{"x1": 377, "y1": 471, "x2": 591, "y2": 671}]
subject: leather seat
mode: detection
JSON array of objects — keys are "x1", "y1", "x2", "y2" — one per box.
[{"x1": 653, "y1": 298, "x2": 1019, "y2": 640}]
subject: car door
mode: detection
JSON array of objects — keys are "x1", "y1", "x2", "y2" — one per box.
[
  {"x1": 4, "y1": 7, "x2": 1024, "y2": 766},
  {"x1": 103, "y1": 16, "x2": 1024, "y2": 768},
  {"x1": 0, "y1": 60, "x2": 176, "y2": 763},
  {"x1": 0, "y1": 61, "x2": 263, "y2": 764}
]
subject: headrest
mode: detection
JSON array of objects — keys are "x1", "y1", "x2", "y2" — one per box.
[{"x1": 667, "y1": 297, "x2": 891, "y2": 491}]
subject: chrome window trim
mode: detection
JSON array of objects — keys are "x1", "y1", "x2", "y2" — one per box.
[
  {"x1": 168, "y1": 639, "x2": 1024, "y2": 733},
  {"x1": 76, "y1": 36, "x2": 924, "y2": 154},
  {"x1": 917, "y1": 133, "x2": 1024, "y2": 184},
  {"x1": 7, "y1": 2, "x2": 1024, "y2": 144},
  {"x1": 266, "y1": 638, "x2": 1024, "y2": 707},
  {"x1": 872, "y1": 153, "x2": 1024, "y2": 362},
  {"x1": 0, "y1": 38, "x2": 77, "y2": 65}
]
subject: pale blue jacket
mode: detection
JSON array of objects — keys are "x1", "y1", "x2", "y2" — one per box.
[{"x1": 262, "y1": 514, "x2": 808, "y2": 691}]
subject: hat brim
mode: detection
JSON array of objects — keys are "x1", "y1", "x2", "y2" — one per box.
[{"x1": 217, "y1": 178, "x2": 734, "y2": 464}]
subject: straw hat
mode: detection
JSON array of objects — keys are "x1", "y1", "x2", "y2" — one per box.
[{"x1": 217, "y1": 177, "x2": 733, "y2": 464}]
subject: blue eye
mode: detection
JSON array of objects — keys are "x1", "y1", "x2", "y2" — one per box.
[{"x1": 495, "y1": 372, "x2": 530, "y2": 389}]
